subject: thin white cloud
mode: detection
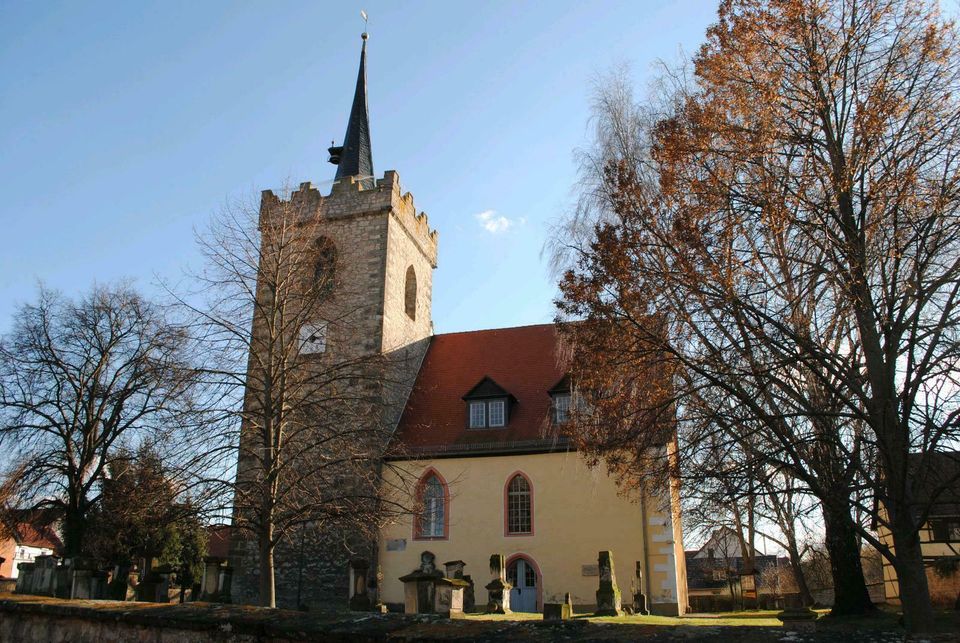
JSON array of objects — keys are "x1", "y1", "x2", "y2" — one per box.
[{"x1": 475, "y1": 209, "x2": 523, "y2": 234}]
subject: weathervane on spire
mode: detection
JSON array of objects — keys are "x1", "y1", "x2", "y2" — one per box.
[{"x1": 361, "y1": 9, "x2": 369, "y2": 40}]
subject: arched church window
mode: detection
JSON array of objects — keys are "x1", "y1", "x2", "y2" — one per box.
[
  {"x1": 404, "y1": 265, "x2": 417, "y2": 321},
  {"x1": 506, "y1": 473, "x2": 533, "y2": 535},
  {"x1": 415, "y1": 470, "x2": 447, "y2": 539},
  {"x1": 314, "y1": 236, "x2": 337, "y2": 300}
]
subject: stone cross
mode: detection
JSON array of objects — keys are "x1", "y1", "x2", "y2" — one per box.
[{"x1": 632, "y1": 560, "x2": 649, "y2": 615}]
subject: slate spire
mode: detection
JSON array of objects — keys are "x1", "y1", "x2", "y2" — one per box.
[{"x1": 328, "y1": 32, "x2": 374, "y2": 189}]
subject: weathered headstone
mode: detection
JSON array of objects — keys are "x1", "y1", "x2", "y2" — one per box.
[
  {"x1": 444, "y1": 560, "x2": 465, "y2": 579},
  {"x1": 632, "y1": 560, "x2": 649, "y2": 615},
  {"x1": 544, "y1": 592, "x2": 575, "y2": 621},
  {"x1": 53, "y1": 558, "x2": 71, "y2": 599},
  {"x1": 218, "y1": 565, "x2": 233, "y2": 603},
  {"x1": 399, "y1": 551, "x2": 442, "y2": 614},
  {"x1": 69, "y1": 559, "x2": 96, "y2": 599},
  {"x1": 137, "y1": 564, "x2": 172, "y2": 603},
  {"x1": 398, "y1": 552, "x2": 468, "y2": 616},
  {"x1": 595, "y1": 550, "x2": 622, "y2": 616},
  {"x1": 15, "y1": 563, "x2": 35, "y2": 594},
  {"x1": 484, "y1": 554, "x2": 512, "y2": 614},
  {"x1": 348, "y1": 558, "x2": 372, "y2": 611},
  {"x1": 200, "y1": 557, "x2": 225, "y2": 601}
]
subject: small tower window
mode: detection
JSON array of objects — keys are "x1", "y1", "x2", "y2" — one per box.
[
  {"x1": 314, "y1": 237, "x2": 338, "y2": 300},
  {"x1": 404, "y1": 265, "x2": 417, "y2": 321}
]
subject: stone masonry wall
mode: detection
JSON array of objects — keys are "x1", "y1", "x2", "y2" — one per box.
[{"x1": 230, "y1": 171, "x2": 437, "y2": 609}]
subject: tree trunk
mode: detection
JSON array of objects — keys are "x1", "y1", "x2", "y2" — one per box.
[
  {"x1": 258, "y1": 530, "x2": 276, "y2": 608},
  {"x1": 62, "y1": 504, "x2": 85, "y2": 557},
  {"x1": 784, "y1": 539, "x2": 815, "y2": 607},
  {"x1": 889, "y1": 514, "x2": 935, "y2": 632},
  {"x1": 821, "y1": 500, "x2": 874, "y2": 616}
]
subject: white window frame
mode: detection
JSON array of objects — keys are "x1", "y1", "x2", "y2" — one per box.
[
  {"x1": 488, "y1": 399, "x2": 505, "y2": 427},
  {"x1": 469, "y1": 401, "x2": 486, "y2": 428},
  {"x1": 553, "y1": 393, "x2": 570, "y2": 423}
]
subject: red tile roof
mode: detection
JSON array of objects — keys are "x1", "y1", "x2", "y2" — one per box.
[
  {"x1": 393, "y1": 324, "x2": 569, "y2": 455},
  {"x1": 14, "y1": 523, "x2": 61, "y2": 551},
  {"x1": 206, "y1": 524, "x2": 232, "y2": 559}
]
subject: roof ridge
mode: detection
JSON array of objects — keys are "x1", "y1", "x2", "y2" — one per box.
[{"x1": 433, "y1": 322, "x2": 556, "y2": 338}]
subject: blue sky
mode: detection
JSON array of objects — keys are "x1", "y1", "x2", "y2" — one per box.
[{"x1": 0, "y1": 1, "x2": 718, "y2": 335}]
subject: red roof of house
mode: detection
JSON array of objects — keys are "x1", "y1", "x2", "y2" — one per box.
[
  {"x1": 4, "y1": 511, "x2": 62, "y2": 552},
  {"x1": 393, "y1": 324, "x2": 569, "y2": 455},
  {"x1": 15, "y1": 523, "x2": 61, "y2": 551},
  {"x1": 206, "y1": 524, "x2": 232, "y2": 559}
]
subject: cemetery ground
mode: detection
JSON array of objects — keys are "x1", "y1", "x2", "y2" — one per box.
[{"x1": 2, "y1": 593, "x2": 959, "y2": 642}]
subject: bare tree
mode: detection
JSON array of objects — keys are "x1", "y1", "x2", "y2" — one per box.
[
  {"x1": 0, "y1": 285, "x2": 198, "y2": 556},
  {"x1": 181, "y1": 187, "x2": 414, "y2": 608},
  {"x1": 554, "y1": 0, "x2": 960, "y2": 631}
]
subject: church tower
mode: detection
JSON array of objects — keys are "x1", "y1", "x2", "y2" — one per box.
[{"x1": 231, "y1": 31, "x2": 438, "y2": 609}]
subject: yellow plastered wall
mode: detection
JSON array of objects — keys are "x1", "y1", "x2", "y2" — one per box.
[
  {"x1": 378, "y1": 451, "x2": 687, "y2": 614},
  {"x1": 878, "y1": 514, "x2": 960, "y2": 605}
]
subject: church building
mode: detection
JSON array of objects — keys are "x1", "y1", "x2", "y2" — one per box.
[{"x1": 232, "y1": 32, "x2": 688, "y2": 616}]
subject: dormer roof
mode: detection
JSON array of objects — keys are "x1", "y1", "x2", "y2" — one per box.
[
  {"x1": 462, "y1": 376, "x2": 516, "y2": 402},
  {"x1": 547, "y1": 374, "x2": 570, "y2": 395}
]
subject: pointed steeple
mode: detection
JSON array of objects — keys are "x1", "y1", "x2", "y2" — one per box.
[{"x1": 328, "y1": 32, "x2": 374, "y2": 189}]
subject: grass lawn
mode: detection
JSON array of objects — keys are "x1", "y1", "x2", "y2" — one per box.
[
  {"x1": 463, "y1": 609, "x2": 785, "y2": 627},
  {"x1": 464, "y1": 606, "x2": 960, "y2": 636}
]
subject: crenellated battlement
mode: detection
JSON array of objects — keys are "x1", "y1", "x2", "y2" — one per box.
[{"x1": 259, "y1": 171, "x2": 438, "y2": 266}]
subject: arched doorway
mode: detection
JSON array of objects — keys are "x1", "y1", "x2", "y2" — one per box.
[{"x1": 506, "y1": 555, "x2": 540, "y2": 612}]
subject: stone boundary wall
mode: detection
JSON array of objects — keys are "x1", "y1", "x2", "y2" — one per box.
[{"x1": 0, "y1": 594, "x2": 400, "y2": 642}]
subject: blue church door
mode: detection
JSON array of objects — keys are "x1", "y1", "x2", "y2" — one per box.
[{"x1": 508, "y1": 558, "x2": 538, "y2": 612}]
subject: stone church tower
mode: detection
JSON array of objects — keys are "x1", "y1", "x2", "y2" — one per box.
[{"x1": 231, "y1": 31, "x2": 438, "y2": 608}]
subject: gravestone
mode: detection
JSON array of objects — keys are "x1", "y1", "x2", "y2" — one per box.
[
  {"x1": 544, "y1": 592, "x2": 575, "y2": 621},
  {"x1": 484, "y1": 554, "x2": 512, "y2": 614},
  {"x1": 15, "y1": 563, "x2": 35, "y2": 594},
  {"x1": 137, "y1": 564, "x2": 173, "y2": 603},
  {"x1": 445, "y1": 560, "x2": 474, "y2": 612},
  {"x1": 349, "y1": 558, "x2": 372, "y2": 611},
  {"x1": 218, "y1": 565, "x2": 233, "y2": 603},
  {"x1": 108, "y1": 562, "x2": 139, "y2": 601},
  {"x1": 595, "y1": 550, "x2": 622, "y2": 616},
  {"x1": 398, "y1": 552, "x2": 469, "y2": 616},
  {"x1": 200, "y1": 557, "x2": 225, "y2": 601},
  {"x1": 632, "y1": 560, "x2": 649, "y2": 615},
  {"x1": 69, "y1": 559, "x2": 97, "y2": 599},
  {"x1": 399, "y1": 551, "x2": 443, "y2": 614}
]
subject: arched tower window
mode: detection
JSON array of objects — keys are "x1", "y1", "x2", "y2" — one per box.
[
  {"x1": 505, "y1": 473, "x2": 533, "y2": 535},
  {"x1": 404, "y1": 265, "x2": 417, "y2": 321},
  {"x1": 314, "y1": 236, "x2": 337, "y2": 300},
  {"x1": 415, "y1": 470, "x2": 448, "y2": 539}
]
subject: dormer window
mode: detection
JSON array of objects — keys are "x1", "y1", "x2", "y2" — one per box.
[
  {"x1": 488, "y1": 399, "x2": 505, "y2": 427},
  {"x1": 468, "y1": 399, "x2": 507, "y2": 428},
  {"x1": 552, "y1": 393, "x2": 570, "y2": 424},
  {"x1": 463, "y1": 377, "x2": 515, "y2": 429},
  {"x1": 469, "y1": 401, "x2": 486, "y2": 428},
  {"x1": 548, "y1": 375, "x2": 571, "y2": 424}
]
